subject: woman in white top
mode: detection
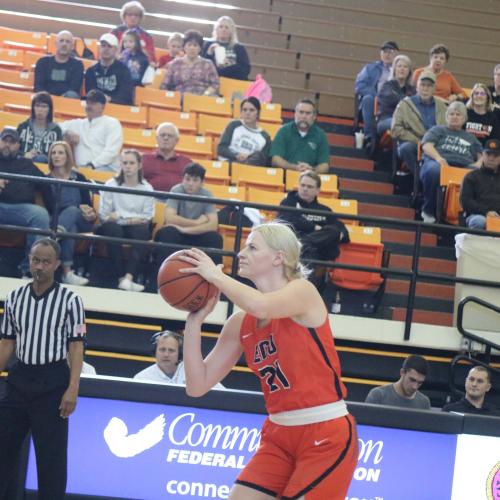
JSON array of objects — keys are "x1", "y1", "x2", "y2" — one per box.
[{"x1": 96, "y1": 149, "x2": 154, "y2": 291}]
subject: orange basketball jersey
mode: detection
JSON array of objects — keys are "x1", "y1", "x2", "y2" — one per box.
[{"x1": 240, "y1": 314, "x2": 347, "y2": 414}]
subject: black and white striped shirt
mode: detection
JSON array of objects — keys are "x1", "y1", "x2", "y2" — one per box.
[{"x1": 1, "y1": 282, "x2": 86, "y2": 365}]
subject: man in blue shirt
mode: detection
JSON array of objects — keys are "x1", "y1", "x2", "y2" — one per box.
[{"x1": 355, "y1": 41, "x2": 399, "y2": 147}]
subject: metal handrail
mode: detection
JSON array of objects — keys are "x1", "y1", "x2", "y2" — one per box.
[{"x1": 2, "y1": 171, "x2": 500, "y2": 341}]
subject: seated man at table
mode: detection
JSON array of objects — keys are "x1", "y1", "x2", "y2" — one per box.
[
  {"x1": 460, "y1": 139, "x2": 500, "y2": 229},
  {"x1": 142, "y1": 122, "x2": 192, "y2": 193},
  {"x1": 152, "y1": 163, "x2": 223, "y2": 288},
  {"x1": 271, "y1": 99, "x2": 330, "y2": 173},
  {"x1": 365, "y1": 355, "x2": 431, "y2": 410},
  {"x1": 443, "y1": 366, "x2": 499, "y2": 416}
]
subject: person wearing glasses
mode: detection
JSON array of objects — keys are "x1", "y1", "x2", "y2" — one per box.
[{"x1": 465, "y1": 83, "x2": 500, "y2": 146}]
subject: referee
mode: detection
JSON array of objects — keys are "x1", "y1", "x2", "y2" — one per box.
[{"x1": 0, "y1": 238, "x2": 86, "y2": 500}]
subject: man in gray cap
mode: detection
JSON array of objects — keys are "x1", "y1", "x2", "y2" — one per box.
[
  {"x1": 355, "y1": 41, "x2": 399, "y2": 149},
  {"x1": 0, "y1": 127, "x2": 52, "y2": 277},
  {"x1": 391, "y1": 70, "x2": 447, "y2": 176}
]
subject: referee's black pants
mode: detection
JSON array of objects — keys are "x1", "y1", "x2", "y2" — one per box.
[{"x1": 0, "y1": 360, "x2": 70, "y2": 500}]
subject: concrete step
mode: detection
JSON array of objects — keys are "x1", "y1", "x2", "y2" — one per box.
[
  {"x1": 389, "y1": 254, "x2": 457, "y2": 275},
  {"x1": 392, "y1": 307, "x2": 454, "y2": 327},
  {"x1": 386, "y1": 279, "x2": 455, "y2": 301}
]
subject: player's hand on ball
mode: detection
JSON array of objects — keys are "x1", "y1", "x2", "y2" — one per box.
[
  {"x1": 187, "y1": 289, "x2": 221, "y2": 323},
  {"x1": 180, "y1": 248, "x2": 223, "y2": 283}
]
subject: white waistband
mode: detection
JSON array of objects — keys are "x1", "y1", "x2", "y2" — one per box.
[{"x1": 269, "y1": 400, "x2": 348, "y2": 426}]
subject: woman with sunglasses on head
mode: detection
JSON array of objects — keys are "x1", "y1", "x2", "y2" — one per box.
[
  {"x1": 180, "y1": 221, "x2": 358, "y2": 500},
  {"x1": 465, "y1": 83, "x2": 500, "y2": 146}
]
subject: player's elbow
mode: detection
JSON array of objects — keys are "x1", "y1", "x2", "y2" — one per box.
[{"x1": 185, "y1": 382, "x2": 208, "y2": 398}]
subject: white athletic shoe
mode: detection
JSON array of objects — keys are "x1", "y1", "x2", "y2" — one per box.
[
  {"x1": 118, "y1": 277, "x2": 144, "y2": 292},
  {"x1": 62, "y1": 271, "x2": 89, "y2": 286},
  {"x1": 421, "y1": 211, "x2": 436, "y2": 224}
]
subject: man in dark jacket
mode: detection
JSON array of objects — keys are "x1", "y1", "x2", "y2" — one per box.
[
  {"x1": 278, "y1": 170, "x2": 348, "y2": 262},
  {"x1": 85, "y1": 33, "x2": 134, "y2": 105},
  {"x1": 460, "y1": 138, "x2": 500, "y2": 229},
  {"x1": 0, "y1": 128, "x2": 52, "y2": 276}
]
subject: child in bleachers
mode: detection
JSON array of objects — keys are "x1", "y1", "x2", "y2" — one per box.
[
  {"x1": 158, "y1": 33, "x2": 183, "y2": 69},
  {"x1": 119, "y1": 29, "x2": 149, "y2": 87}
]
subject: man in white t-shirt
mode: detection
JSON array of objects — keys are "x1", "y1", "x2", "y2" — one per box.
[{"x1": 60, "y1": 89, "x2": 123, "y2": 172}]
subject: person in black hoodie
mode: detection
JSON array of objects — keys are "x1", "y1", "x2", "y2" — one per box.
[
  {"x1": 460, "y1": 138, "x2": 500, "y2": 229},
  {"x1": 85, "y1": 33, "x2": 134, "y2": 105},
  {"x1": 0, "y1": 128, "x2": 52, "y2": 277},
  {"x1": 278, "y1": 170, "x2": 348, "y2": 262}
]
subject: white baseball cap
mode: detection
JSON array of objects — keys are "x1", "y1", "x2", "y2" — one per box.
[{"x1": 99, "y1": 33, "x2": 119, "y2": 47}]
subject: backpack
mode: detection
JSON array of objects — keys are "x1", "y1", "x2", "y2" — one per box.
[{"x1": 244, "y1": 74, "x2": 272, "y2": 103}]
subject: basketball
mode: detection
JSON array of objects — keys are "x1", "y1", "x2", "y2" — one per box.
[{"x1": 157, "y1": 251, "x2": 218, "y2": 312}]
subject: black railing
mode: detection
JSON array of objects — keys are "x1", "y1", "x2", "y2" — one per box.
[{"x1": 2, "y1": 171, "x2": 500, "y2": 342}]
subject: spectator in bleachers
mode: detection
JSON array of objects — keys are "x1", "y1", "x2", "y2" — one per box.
[
  {"x1": 376, "y1": 54, "x2": 415, "y2": 138},
  {"x1": 152, "y1": 163, "x2": 223, "y2": 287},
  {"x1": 271, "y1": 99, "x2": 329, "y2": 173},
  {"x1": 111, "y1": 0, "x2": 156, "y2": 63},
  {"x1": 61, "y1": 89, "x2": 123, "y2": 172},
  {"x1": 85, "y1": 33, "x2": 134, "y2": 105},
  {"x1": 443, "y1": 366, "x2": 499, "y2": 415},
  {"x1": 391, "y1": 70, "x2": 447, "y2": 177},
  {"x1": 46, "y1": 141, "x2": 96, "y2": 286},
  {"x1": 160, "y1": 30, "x2": 219, "y2": 96},
  {"x1": 118, "y1": 29, "x2": 149, "y2": 87},
  {"x1": 420, "y1": 101, "x2": 482, "y2": 223},
  {"x1": 17, "y1": 92, "x2": 62, "y2": 163},
  {"x1": 217, "y1": 97, "x2": 271, "y2": 166},
  {"x1": 202, "y1": 16, "x2": 251, "y2": 81},
  {"x1": 465, "y1": 83, "x2": 500, "y2": 146},
  {"x1": 413, "y1": 44, "x2": 465, "y2": 103},
  {"x1": 355, "y1": 41, "x2": 399, "y2": 149},
  {"x1": 0, "y1": 127, "x2": 51, "y2": 278},
  {"x1": 488, "y1": 64, "x2": 500, "y2": 108},
  {"x1": 278, "y1": 170, "x2": 348, "y2": 263},
  {"x1": 158, "y1": 33, "x2": 183, "y2": 69},
  {"x1": 34, "y1": 30, "x2": 84, "y2": 99},
  {"x1": 365, "y1": 355, "x2": 431, "y2": 409},
  {"x1": 96, "y1": 149, "x2": 154, "y2": 292},
  {"x1": 460, "y1": 138, "x2": 500, "y2": 229},
  {"x1": 142, "y1": 122, "x2": 192, "y2": 193}
]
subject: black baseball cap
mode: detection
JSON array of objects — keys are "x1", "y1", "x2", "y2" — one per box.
[
  {"x1": 0, "y1": 127, "x2": 20, "y2": 142},
  {"x1": 86, "y1": 89, "x2": 107, "y2": 105},
  {"x1": 381, "y1": 41, "x2": 399, "y2": 51},
  {"x1": 484, "y1": 139, "x2": 500, "y2": 155}
]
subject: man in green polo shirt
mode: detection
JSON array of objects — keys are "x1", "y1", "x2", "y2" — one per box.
[{"x1": 271, "y1": 99, "x2": 330, "y2": 173}]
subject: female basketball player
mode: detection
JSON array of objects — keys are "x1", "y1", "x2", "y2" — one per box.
[{"x1": 180, "y1": 222, "x2": 358, "y2": 500}]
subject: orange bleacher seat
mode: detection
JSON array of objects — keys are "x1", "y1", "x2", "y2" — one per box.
[
  {"x1": 232, "y1": 163, "x2": 284, "y2": 192},
  {"x1": 439, "y1": 164, "x2": 470, "y2": 225},
  {"x1": 246, "y1": 187, "x2": 285, "y2": 221},
  {"x1": 22, "y1": 51, "x2": 43, "y2": 70},
  {"x1": 0, "y1": 109, "x2": 27, "y2": 129},
  {"x1": 234, "y1": 99, "x2": 282, "y2": 123},
  {"x1": 152, "y1": 201, "x2": 166, "y2": 238},
  {"x1": 218, "y1": 224, "x2": 252, "y2": 273},
  {"x1": 78, "y1": 167, "x2": 115, "y2": 184},
  {"x1": 122, "y1": 127, "x2": 156, "y2": 150},
  {"x1": 329, "y1": 241, "x2": 385, "y2": 291},
  {"x1": 197, "y1": 113, "x2": 231, "y2": 137},
  {"x1": 0, "y1": 68, "x2": 34, "y2": 92},
  {"x1": 149, "y1": 68, "x2": 167, "y2": 89},
  {"x1": 219, "y1": 77, "x2": 252, "y2": 100},
  {"x1": 318, "y1": 197, "x2": 358, "y2": 224},
  {"x1": 52, "y1": 95, "x2": 86, "y2": 119},
  {"x1": 0, "y1": 48, "x2": 25, "y2": 70},
  {"x1": 176, "y1": 135, "x2": 213, "y2": 160},
  {"x1": 205, "y1": 184, "x2": 245, "y2": 204},
  {"x1": 0, "y1": 88, "x2": 33, "y2": 113},
  {"x1": 147, "y1": 108, "x2": 197, "y2": 134},
  {"x1": 345, "y1": 225, "x2": 381, "y2": 244},
  {"x1": 105, "y1": 103, "x2": 147, "y2": 128},
  {"x1": 285, "y1": 170, "x2": 339, "y2": 198},
  {"x1": 486, "y1": 216, "x2": 500, "y2": 232},
  {"x1": 135, "y1": 86, "x2": 181, "y2": 111},
  {"x1": 259, "y1": 121, "x2": 281, "y2": 139},
  {"x1": 183, "y1": 94, "x2": 231, "y2": 117},
  {"x1": 0, "y1": 27, "x2": 47, "y2": 52},
  {"x1": 198, "y1": 160, "x2": 230, "y2": 185}
]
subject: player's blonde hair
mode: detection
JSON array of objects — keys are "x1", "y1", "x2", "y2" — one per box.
[{"x1": 252, "y1": 222, "x2": 309, "y2": 281}]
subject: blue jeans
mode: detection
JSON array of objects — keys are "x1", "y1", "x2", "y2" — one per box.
[
  {"x1": 56, "y1": 206, "x2": 94, "y2": 267},
  {"x1": 398, "y1": 141, "x2": 418, "y2": 174},
  {"x1": 0, "y1": 202, "x2": 50, "y2": 272},
  {"x1": 360, "y1": 94, "x2": 375, "y2": 140},
  {"x1": 466, "y1": 214, "x2": 486, "y2": 229},
  {"x1": 376, "y1": 117, "x2": 392, "y2": 137},
  {"x1": 419, "y1": 159, "x2": 441, "y2": 215}
]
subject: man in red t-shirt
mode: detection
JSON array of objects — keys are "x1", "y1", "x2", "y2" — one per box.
[{"x1": 142, "y1": 122, "x2": 192, "y2": 193}]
